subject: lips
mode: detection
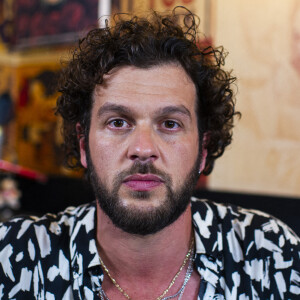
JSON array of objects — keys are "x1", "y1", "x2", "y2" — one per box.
[{"x1": 123, "y1": 174, "x2": 164, "y2": 191}]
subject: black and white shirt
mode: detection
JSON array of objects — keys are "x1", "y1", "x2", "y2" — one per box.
[{"x1": 0, "y1": 198, "x2": 299, "y2": 299}]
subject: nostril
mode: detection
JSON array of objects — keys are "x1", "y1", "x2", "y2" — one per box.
[
  {"x1": 130, "y1": 155, "x2": 139, "y2": 161},
  {"x1": 129, "y1": 154, "x2": 158, "y2": 163}
]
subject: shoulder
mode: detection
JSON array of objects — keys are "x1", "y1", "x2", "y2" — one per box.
[
  {"x1": 191, "y1": 197, "x2": 300, "y2": 247},
  {"x1": 0, "y1": 202, "x2": 96, "y2": 297},
  {"x1": 0, "y1": 202, "x2": 96, "y2": 277},
  {"x1": 0, "y1": 202, "x2": 96, "y2": 247},
  {"x1": 191, "y1": 198, "x2": 300, "y2": 297}
]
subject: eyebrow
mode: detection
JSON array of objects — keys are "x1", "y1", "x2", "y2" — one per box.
[
  {"x1": 97, "y1": 103, "x2": 192, "y2": 119},
  {"x1": 97, "y1": 103, "x2": 134, "y2": 118},
  {"x1": 155, "y1": 105, "x2": 192, "y2": 119}
]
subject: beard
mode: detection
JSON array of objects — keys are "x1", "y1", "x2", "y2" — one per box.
[{"x1": 87, "y1": 153, "x2": 200, "y2": 236}]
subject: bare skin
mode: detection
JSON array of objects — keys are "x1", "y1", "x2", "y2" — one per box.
[{"x1": 79, "y1": 64, "x2": 206, "y2": 299}]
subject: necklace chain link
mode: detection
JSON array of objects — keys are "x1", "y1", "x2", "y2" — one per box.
[{"x1": 98, "y1": 237, "x2": 195, "y2": 300}]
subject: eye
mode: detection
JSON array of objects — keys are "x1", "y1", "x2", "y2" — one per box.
[
  {"x1": 163, "y1": 120, "x2": 180, "y2": 129},
  {"x1": 108, "y1": 119, "x2": 129, "y2": 129}
]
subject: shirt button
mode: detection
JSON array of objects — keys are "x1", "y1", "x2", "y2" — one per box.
[{"x1": 73, "y1": 265, "x2": 79, "y2": 277}]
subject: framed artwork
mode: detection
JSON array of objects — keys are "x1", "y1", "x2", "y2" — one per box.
[{"x1": 0, "y1": 0, "x2": 99, "y2": 49}]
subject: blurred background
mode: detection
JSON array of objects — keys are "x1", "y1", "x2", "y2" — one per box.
[{"x1": 0, "y1": 0, "x2": 299, "y2": 234}]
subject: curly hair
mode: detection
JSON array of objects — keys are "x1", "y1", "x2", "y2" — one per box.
[{"x1": 56, "y1": 6, "x2": 239, "y2": 176}]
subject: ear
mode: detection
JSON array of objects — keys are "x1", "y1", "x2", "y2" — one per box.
[
  {"x1": 76, "y1": 123, "x2": 87, "y2": 168},
  {"x1": 199, "y1": 132, "x2": 209, "y2": 173}
]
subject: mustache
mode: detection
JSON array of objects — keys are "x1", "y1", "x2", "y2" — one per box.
[{"x1": 115, "y1": 161, "x2": 172, "y2": 185}]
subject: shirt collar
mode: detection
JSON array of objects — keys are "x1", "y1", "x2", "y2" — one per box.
[
  {"x1": 69, "y1": 202, "x2": 101, "y2": 278},
  {"x1": 69, "y1": 199, "x2": 224, "y2": 293},
  {"x1": 191, "y1": 197, "x2": 225, "y2": 295},
  {"x1": 191, "y1": 197, "x2": 223, "y2": 259}
]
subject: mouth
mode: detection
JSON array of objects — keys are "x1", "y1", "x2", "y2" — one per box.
[{"x1": 123, "y1": 174, "x2": 164, "y2": 191}]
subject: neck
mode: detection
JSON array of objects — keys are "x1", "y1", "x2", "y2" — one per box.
[{"x1": 96, "y1": 202, "x2": 193, "y2": 280}]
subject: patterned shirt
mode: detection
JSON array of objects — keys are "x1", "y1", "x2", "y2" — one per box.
[{"x1": 0, "y1": 198, "x2": 299, "y2": 299}]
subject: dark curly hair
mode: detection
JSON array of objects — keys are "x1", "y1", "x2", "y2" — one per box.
[{"x1": 56, "y1": 6, "x2": 239, "y2": 176}]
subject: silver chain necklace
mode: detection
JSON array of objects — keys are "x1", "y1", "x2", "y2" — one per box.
[{"x1": 98, "y1": 247, "x2": 195, "y2": 300}]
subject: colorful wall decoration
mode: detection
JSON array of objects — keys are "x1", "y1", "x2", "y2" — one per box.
[
  {"x1": 0, "y1": 0, "x2": 99, "y2": 49},
  {"x1": 0, "y1": 57, "x2": 82, "y2": 177},
  {"x1": 15, "y1": 65, "x2": 62, "y2": 175},
  {"x1": 0, "y1": 64, "x2": 16, "y2": 163}
]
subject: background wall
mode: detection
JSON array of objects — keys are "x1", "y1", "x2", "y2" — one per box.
[{"x1": 208, "y1": 0, "x2": 300, "y2": 197}]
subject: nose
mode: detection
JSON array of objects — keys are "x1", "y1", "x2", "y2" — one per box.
[{"x1": 127, "y1": 125, "x2": 159, "y2": 163}]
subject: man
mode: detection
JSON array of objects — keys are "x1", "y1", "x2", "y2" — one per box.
[{"x1": 0, "y1": 7, "x2": 299, "y2": 300}]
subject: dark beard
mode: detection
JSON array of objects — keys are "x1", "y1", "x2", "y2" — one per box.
[{"x1": 87, "y1": 155, "x2": 200, "y2": 236}]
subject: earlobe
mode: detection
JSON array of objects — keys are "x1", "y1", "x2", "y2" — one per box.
[{"x1": 76, "y1": 123, "x2": 88, "y2": 168}]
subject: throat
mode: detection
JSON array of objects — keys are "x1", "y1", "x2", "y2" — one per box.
[{"x1": 98, "y1": 238, "x2": 196, "y2": 300}]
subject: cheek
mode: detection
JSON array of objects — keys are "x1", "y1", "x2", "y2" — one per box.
[
  {"x1": 88, "y1": 133, "x2": 120, "y2": 180},
  {"x1": 166, "y1": 137, "x2": 199, "y2": 177}
]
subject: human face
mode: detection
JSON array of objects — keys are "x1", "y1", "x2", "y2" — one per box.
[{"x1": 79, "y1": 64, "x2": 205, "y2": 234}]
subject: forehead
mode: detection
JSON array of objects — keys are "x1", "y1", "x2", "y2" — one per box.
[{"x1": 93, "y1": 64, "x2": 197, "y2": 114}]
